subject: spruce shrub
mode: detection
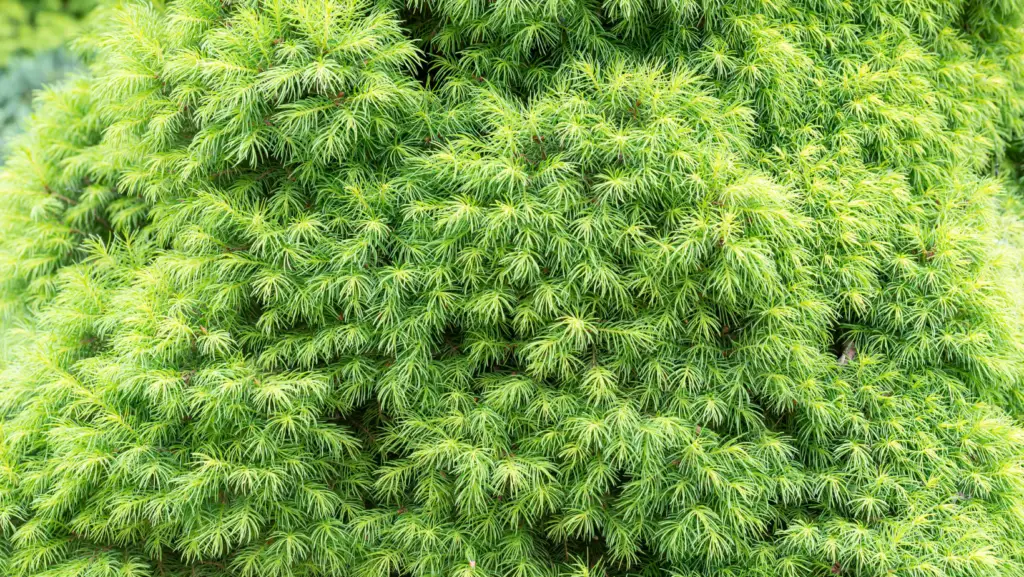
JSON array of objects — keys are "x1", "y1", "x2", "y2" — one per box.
[{"x1": 1, "y1": 1, "x2": 1024, "y2": 576}]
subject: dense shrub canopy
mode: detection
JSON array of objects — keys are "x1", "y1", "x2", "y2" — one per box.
[{"x1": 3, "y1": 0, "x2": 1024, "y2": 576}]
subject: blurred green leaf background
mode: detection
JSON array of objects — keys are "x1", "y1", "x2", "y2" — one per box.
[{"x1": 0, "y1": 0, "x2": 94, "y2": 64}]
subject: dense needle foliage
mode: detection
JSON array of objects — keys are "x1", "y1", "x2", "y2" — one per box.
[
  {"x1": 0, "y1": 49, "x2": 80, "y2": 162},
  {"x1": 3, "y1": 0, "x2": 1024, "y2": 576}
]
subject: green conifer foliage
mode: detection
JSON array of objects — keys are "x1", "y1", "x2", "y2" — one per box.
[
  {"x1": 3, "y1": 0, "x2": 1024, "y2": 576},
  {"x1": 0, "y1": 50, "x2": 80, "y2": 162}
]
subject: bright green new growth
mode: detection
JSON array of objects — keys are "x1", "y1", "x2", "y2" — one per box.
[{"x1": 2, "y1": 0, "x2": 1024, "y2": 576}]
